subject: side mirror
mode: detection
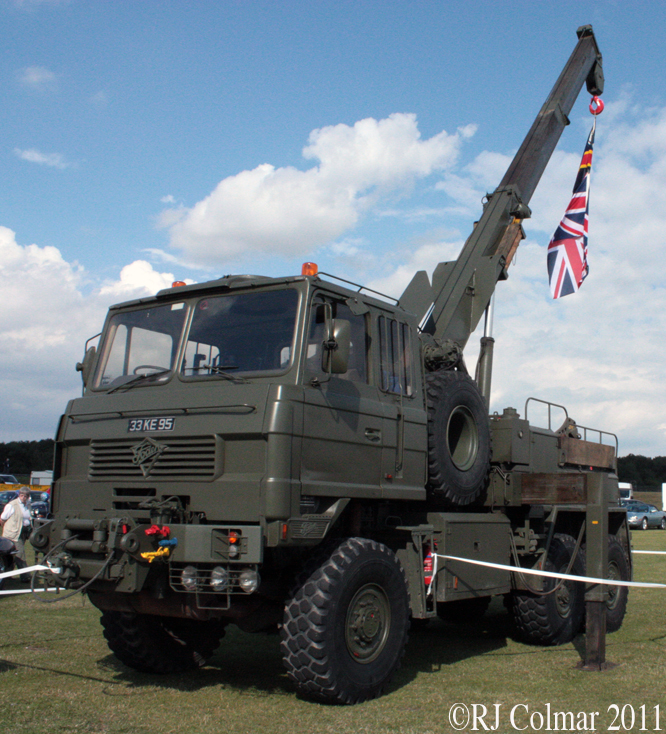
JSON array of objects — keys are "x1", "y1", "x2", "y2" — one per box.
[
  {"x1": 322, "y1": 319, "x2": 350, "y2": 374},
  {"x1": 76, "y1": 346, "x2": 97, "y2": 387}
]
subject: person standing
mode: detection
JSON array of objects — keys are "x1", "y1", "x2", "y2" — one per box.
[{"x1": 0, "y1": 487, "x2": 31, "y2": 578}]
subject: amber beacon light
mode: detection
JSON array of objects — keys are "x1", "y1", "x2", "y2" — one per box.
[{"x1": 301, "y1": 262, "x2": 318, "y2": 276}]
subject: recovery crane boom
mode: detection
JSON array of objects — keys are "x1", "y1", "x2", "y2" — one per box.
[{"x1": 400, "y1": 25, "x2": 603, "y2": 392}]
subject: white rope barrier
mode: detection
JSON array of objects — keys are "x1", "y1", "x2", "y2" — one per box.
[
  {"x1": 0, "y1": 587, "x2": 67, "y2": 596},
  {"x1": 0, "y1": 563, "x2": 63, "y2": 596},
  {"x1": 0, "y1": 563, "x2": 61, "y2": 580},
  {"x1": 436, "y1": 553, "x2": 666, "y2": 589}
]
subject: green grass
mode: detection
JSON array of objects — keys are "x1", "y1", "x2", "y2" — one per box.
[{"x1": 3, "y1": 532, "x2": 666, "y2": 734}]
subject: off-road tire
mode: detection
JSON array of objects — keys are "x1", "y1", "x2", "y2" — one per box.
[
  {"x1": 280, "y1": 537, "x2": 410, "y2": 704},
  {"x1": 100, "y1": 611, "x2": 225, "y2": 674},
  {"x1": 604, "y1": 536, "x2": 630, "y2": 633},
  {"x1": 437, "y1": 596, "x2": 491, "y2": 624},
  {"x1": 426, "y1": 370, "x2": 491, "y2": 507},
  {"x1": 510, "y1": 534, "x2": 585, "y2": 646}
]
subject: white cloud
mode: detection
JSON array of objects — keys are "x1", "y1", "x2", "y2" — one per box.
[
  {"x1": 14, "y1": 148, "x2": 72, "y2": 169},
  {"x1": 163, "y1": 113, "x2": 468, "y2": 266},
  {"x1": 0, "y1": 227, "x2": 183, "y2": 440},
  {"x1": 330, "y1": 239, "x2": 363, "y2": 257},
  {"x1": 367, "y1": 238, "x2": 464, "y2": 299},
  {"x1": 98, "y1": 260, "x2": 182, "y2": 298},
  {"x1": 156, "y1": 205, "x2": 186, "y2": 228},
  {"x1": 435, "y1": 149, "x2": 513, "y2": 217},
  {"x1": 17, "y1": 65, "x2": 57, "y2": 91}
]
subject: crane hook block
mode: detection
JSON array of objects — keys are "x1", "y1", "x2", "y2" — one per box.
[{"x1": 589, "y1": 96, "x2": 604, "y2": 115}]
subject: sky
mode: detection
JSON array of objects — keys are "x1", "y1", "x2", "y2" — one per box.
[{"x1": 2, "y1": 0, "x2": 666, "y2": 457}]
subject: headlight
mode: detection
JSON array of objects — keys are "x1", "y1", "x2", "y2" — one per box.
[
  {"x1": 180, "y1": 565, "x2": 198, "y2": 591},
  {"x1": 210, "y1": 566, "x2": 229, "y2": 591},
  {"x1": 239, "y1": 568, "x2": 260, "y2": 594},
  {"x1": 628, "y1": 514, "x2": 638, "y2": 522}
]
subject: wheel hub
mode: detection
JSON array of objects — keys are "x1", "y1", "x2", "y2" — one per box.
[
  {"x1": 345, "y1": 583, "x2": 391, "y2": 664},
  {"x1": 555, "y1": 582, "x2": 572, "y2": 618},
  {"x1": 447, "y1": 406, "x2": 479, "y2": 471},
  {"x1": 607, "y1": 562, "x2": 619, "y2": 608}
]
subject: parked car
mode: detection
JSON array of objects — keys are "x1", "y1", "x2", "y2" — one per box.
[
  {"x1": 0, "y1": 474, "x2": 18, "y2": 484},
  {"x1": 625, "y1": 501, "x2": 666, "y2": 530},
  {"x1": 29, "y1": 490, "x2": 50, "y2": 519}
]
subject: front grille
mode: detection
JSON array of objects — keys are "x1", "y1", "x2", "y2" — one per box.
[{"x1": 89, "y1": 436, "x2": 220, "y2": 481}]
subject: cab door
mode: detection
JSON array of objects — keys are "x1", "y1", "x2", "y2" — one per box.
[
  {"x1": 300, "y1": 297, "x2": 384, "y2": 498},
  {"x1": 376, "y1": 315, "x2": 428, "y2": 499}
]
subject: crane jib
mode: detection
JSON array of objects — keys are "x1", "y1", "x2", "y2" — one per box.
[{"x1": 400, "y1": 25, "x2": 603, "y2": 349}]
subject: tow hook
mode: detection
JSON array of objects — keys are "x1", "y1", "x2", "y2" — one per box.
[{"x1": 50, "y1": 552, "x2": 80, "y2": 584}]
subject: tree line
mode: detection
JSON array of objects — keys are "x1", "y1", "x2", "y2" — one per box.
[
  {"x1": 0, "y1": 440, "x2": 664, "y2": 489},
  {"x1": 617, "y1": 454, "x2": 666, "y2": 489},
  {"x1": 0, "y1": 440, "x2": 55, "y2": 477}
]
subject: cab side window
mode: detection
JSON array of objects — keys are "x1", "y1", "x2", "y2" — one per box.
[
  {"x1": 379, "y1": 316, "x2": 414, "y2": 396},
  {"x1": 306, "y1": 300, "x2": 368, "y2": 382}
]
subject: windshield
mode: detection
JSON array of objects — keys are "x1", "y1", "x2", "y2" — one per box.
[
  {"x1": 182, "y1": 289, "x2": 298, "y2": 377},
  {"x1": 94, "y1": 302, "x2": 187, "y2": 388},
  {"x1": 93, "y1": 289, "x2": 299, "y2": 390}
]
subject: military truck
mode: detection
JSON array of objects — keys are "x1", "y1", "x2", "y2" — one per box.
[{"x1": 32, "y1": 26, "x2": 629, "y2": 704}]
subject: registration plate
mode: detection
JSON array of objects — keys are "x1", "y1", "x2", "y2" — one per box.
[{"x1": 127, "y1": 417, "x2": 175, "y2": 432}]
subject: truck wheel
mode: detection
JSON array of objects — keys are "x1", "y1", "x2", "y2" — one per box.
[
  {"x1": 281, "y1": 537, "x2": 410, "y2": 704},
  {"x1": 510, "y1": 534, "x2": 585, "y2": 646},
  {"x1": 100, "y1": 611, "x2": 225, "y2": 674},
  {"x1": 426, "y1": 370, "x2": 490, "y2": 507},
  {"x1": 437, "y1": 596, "x2": 491, "y2": 624},
  {"x1": 604, "y1": 536, "x2": 630, "y2": 633}
]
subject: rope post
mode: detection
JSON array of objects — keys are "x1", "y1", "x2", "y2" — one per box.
[{"x1": 581, "y1": 472, "x2": 612, "y2": 670}]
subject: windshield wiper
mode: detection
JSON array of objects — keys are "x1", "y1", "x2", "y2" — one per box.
[
  {"x1": 203, "y1": 364, "x2": 249, "y2": 383},
  {"x1": 106, "y1": 368, "x2": 172, "y2": 393}
]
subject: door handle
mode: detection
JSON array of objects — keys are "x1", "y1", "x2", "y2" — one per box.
[{"x1": 364, "y1": 428, "x2": 381, "y2": 442}]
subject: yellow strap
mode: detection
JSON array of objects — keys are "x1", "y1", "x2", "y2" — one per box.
[{"x1": 140, "y1": 546, "x2": 171, "y2": 563}]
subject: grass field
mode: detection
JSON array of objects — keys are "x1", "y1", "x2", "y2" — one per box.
[{"x1": 2, "y1": 532, "x2": 666, "y2": 734}]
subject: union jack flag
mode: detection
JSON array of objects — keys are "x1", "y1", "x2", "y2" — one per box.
[{"x1": 547, "y1": 124, "x2": 595, "y2": 299}]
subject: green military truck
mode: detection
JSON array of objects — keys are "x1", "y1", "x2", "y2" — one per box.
[{"x1": 32, "y1": 26, "x2": 629, "y2": 704}]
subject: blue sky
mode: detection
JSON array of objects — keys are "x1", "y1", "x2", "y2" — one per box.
[{"x1": 3, "y1": 0, "x2": 666, "y2": 457}]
